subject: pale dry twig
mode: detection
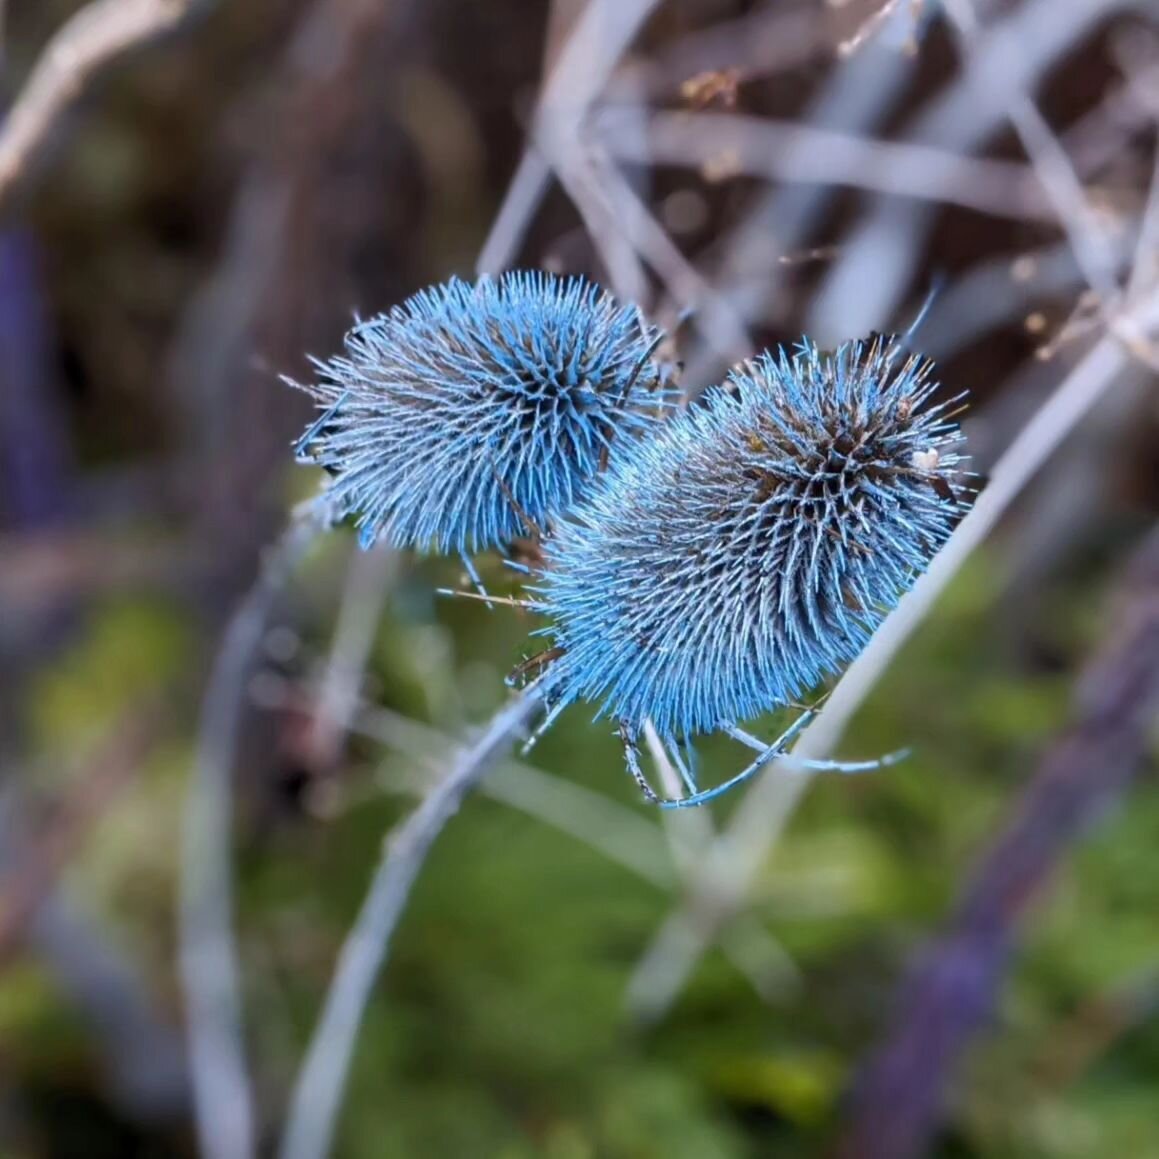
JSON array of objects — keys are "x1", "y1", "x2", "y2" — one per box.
[
  {"x1": 278, "y1": 684, "x2": 546, "y2": 1159},
  {"x1": 0, "y1": 0, "x2": 207, "y2": 213},
  {"x1": 179, "y1": 512, "x2": 323, "y2": 1159}
]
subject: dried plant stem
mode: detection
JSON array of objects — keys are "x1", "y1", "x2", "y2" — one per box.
[
  {"x1": 179, "y1": 512, "x2": 322, "y2": 1159},
  {"x1": 348, "y1": 699, "x2": 796, "y2": 1006},
  {"x1": 307, "y1": 544, "x2": 397, "y2": 770},
  {"x1": 585, "y1": 147, "x2": 752, "y2": 361},
  {"x1": 808, "y1": 0, "x2": 1128, "y2": 339},
  {"x1": 477, "y1": 0, "x2": 662, "y2": 275},
  {"x1": 941, "y1": 0, "x2": 1121, "y2": 303},
  {"x1": 278, "y1": 684, "x2": 546, "y2": 1159},
  {"x1": 338, "y1": 699, "x2": 673, "y2": 887},
  {"x1": 836, "y1": 524, "x2": 1159, "y2": 1159},
  {"x1": 601, "y1": 109, "x2": 1078, "y2": 225},
  {"x1": 0, "y1": 0, "x2": 206, "y2": 213}
]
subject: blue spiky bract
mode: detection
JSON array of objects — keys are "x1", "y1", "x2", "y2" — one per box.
[
  {"x1": 289, "y1": 271, "x2": 668, "y2": 553},
  {"x1": 532, "y1": 334, "x2": 967, "y2": 741}
]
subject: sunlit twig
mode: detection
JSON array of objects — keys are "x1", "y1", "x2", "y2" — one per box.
[
  {"x1": 0, "y1": 0, "x2": 207, "y2": 212},
  {"x1": 179, "y1": 512, "x2": 323, "y2": 1159},
  {"x1": 278, "y1": 684, "x2": 546, "y2": 1159}
]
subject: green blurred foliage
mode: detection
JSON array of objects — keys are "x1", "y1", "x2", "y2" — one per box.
[
  {"x1": 214, "y1": 542, "x2": 1149, "y2": 1156},
  {"x1": 12, "y1": 518, "x2": 1159, "y2": 1158},
  {"x1": 9, "y1": 509, "x2": 1159, "y2": 1159}
]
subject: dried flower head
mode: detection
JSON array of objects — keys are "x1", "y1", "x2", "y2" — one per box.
[
  {"x1": 288, "y1": 272, "x2": 668, "y2": 553},
  {"x1": 528, "y1": 333, "x2": 967, "y2": 803}
]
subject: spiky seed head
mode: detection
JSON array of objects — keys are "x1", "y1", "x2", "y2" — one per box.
[
  {"x1": 288, "y1": 271, "x2": 668, "y2": 552},
  {"x1": 531, "y1": 334, "x2": 968, "y2": 740}
]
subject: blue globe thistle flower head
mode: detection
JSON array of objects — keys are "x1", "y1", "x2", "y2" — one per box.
[
  {"x1": 529, "y1": 333, "x2": 967, "y2": 780},
  {"x1": 288, "y1": 271, "x2": 669, "y2": 553}
]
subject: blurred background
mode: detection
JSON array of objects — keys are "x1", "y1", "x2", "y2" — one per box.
[{"x1": 1, "y1": 0, "x2": 1159, "y2": 1156}]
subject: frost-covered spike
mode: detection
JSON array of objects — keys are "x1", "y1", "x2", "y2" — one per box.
[
  {"x1": 286, "y1": 271, "x2": 670, "y2": 555},
  {"x1": 530, "y1": 333, "x2": 968, "y2": 747}
]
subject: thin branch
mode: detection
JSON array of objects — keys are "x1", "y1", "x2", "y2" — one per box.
[
  {"x1": 942, "y1": 0, "x2": 1122, "y2": 303},
  {"x1": 838, "y1": 0, "x2": 927, "y2": 59},
  {"x1": 584, "y1": 146, "x2": 752, "y2": 361},
  {"x1": 353, "y1": 701, "x2": 674, "y2": 889},
  {"x1": 1064, "y1": 54, "x2": 1159, "y2": 184},
  {"x1": 808, "y1": 0, "x2": 1128, "y2": 339},
  {"x1": 475, "y1": 148, "x2": 553, "y2": 277},
  {"x1": 179, "y1": 512, "x2": 323, "y2": 1159},
  {"x1": 365, "y1": 705, "x2": 799, "y2": 1028},
  {"x1": 916, "y1": 234, "x2": 1139, "y2": 362},
  {"x1": 717, "y1": 916, "x2": 802, "y2": 1005},
  {"x1": 0, "y1": 0, "x2": 206, "y2": 213},
  {"x1": 1127, "y1": 128, "x2": 1159, "y2": 301},
  {"x1": 642, "y1": 720, "x2": 716, "y2": 879},
  {"x1": 348, "y1": 696, "x2": 796, "y2": 1010},
  {"x1": 600, "y1": 108, "x2": 1082, "y2": 225},
  {"x1": 278, "y1": 684, "x2": 546, "y2": 1159},
  {"x1": 305, "y1": 543, "x2": 397, "y2": 771},
  {"x1": 476, "y1": 0, "x2": 663, "y2": 275},
  {"x1": 552, "y1": 147, "x2": 650, "y2": 306},
  {"x1": 836, "y1": 524, "x2": 1159, "y2": 1159},
  {"x1": 256, "y1": 675, "x2": 797, "y2": 1010},
  {"x1": 1003, "y1": 96, "x2": 1122, "y2": 299},
  {"x1": 679, "y1": 21, "x2": 928, "y2": 386}
]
